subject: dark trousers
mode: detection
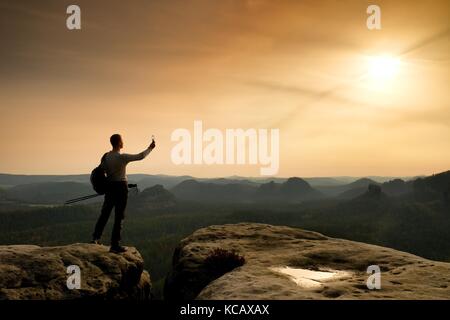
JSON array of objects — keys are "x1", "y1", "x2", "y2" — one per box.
[{"x1": 93, "y1": 181, "x2": 128, "y2": 246}]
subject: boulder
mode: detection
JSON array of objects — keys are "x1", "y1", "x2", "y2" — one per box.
[
  {"x1": 0, "y1": 243, "x2": 151, "y2": 300},
  {"x1": 164, "y1": 223, "x2": 450, "y2": 299}
]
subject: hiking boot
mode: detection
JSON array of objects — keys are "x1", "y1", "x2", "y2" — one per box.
[
  {"x1": 110, "y1": 245, "x2": 127, "y2": 254},
  {"x1": 91, "y1": 239, "x2": 101, "y2": 245}
]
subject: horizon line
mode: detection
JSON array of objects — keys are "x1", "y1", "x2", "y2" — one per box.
[{"x1": 0, "y1": 171, "x2": 439, "y2": 179}]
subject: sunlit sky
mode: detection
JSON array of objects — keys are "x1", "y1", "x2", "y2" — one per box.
[{"x1": 0, "y1": 0, "x2": 449, "y2": 177}]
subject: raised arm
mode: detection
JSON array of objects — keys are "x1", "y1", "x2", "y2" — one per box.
[
  {"x1": 121, "y1": 140, "x2": 156, "y2": 163},
  {"x1": 121, "y1": 148, "x2": 151, "y2": 163}
]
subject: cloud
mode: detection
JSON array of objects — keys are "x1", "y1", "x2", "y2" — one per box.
[{"x1": 400, "y1": 28, "x2": 450, "y2": 56}]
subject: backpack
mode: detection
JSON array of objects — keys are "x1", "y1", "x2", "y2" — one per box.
[{"x1": 90, "y1": 153, "x2": 108, "y2": 195}]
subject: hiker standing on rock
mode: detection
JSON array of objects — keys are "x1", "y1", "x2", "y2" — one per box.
[{"x1": 92, "y1": 134, "x2": 156, "y2": 253}]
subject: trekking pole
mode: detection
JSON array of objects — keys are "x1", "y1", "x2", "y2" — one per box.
[
  {"x1": 64, "y1": 193, "x2": 102, "y2": 205},
  {"x1": 128, "y1": 184, "x2": 139, "y2": 195},
  {"x1": 64, "y1": 184, "x2": 139, "y2": 205}
]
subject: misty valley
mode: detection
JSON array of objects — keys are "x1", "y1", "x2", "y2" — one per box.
[{"x1": 0, "y1": 171, "x2": 449, "y2": 298}]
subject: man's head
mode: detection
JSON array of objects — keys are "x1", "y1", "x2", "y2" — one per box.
[{"x1": 110, "y1": 134, "x2": 123, "y2": 150}]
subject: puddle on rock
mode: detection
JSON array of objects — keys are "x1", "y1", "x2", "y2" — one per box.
[{"x1": 270, "y1": 266, "x2": 352, "y2": 288}]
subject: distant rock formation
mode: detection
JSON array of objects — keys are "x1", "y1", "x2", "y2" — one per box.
[
  {"x1": 381, "y1": 179, "x2": 411, "y2": 196},
  {"x1": 0, "y1": 244, "x2": 151, "y2": 300},
  {"x1": 256, "y1": 177, "x2": 323, "y2": 202},
  {"x1": 367, "y1": 184, "x2": 382, "y2": 195},
  {"x1": 131, "y1": 184, "x2": 176, "y2": 209},
  {"x1": 352, "y1": 184, "x2": 389, "y2": 202},
  {"x1": 335, "y1": 178, "x2": 380, "y2": 199},
  {"x1": 413, "y1": 170, "x2": 450, "y2": 202},
  {"x1": 164, "y1": 223, "x2": 450, "y2": 300},
  {"x1": 170, "y1": 177, "x2": 323, "y2": 203}
]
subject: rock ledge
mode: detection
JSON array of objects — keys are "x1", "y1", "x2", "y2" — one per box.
[
  {"x1": 165, "y1": 223, "x2": 450, "y2": 299},
  {"x1": 0, "y1": 243, "x2": 151, "y2": 300}
]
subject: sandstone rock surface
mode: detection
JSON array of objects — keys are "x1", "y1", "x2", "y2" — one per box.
[
  {"x1": 0, "y1": 243, "x2": 151, "y2": 300},
  {"x1": 165, "y1": 223, "x2": 450, "y2": 299}
]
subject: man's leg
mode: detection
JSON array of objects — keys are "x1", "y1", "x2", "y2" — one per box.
[
  {"x1": 93, "y1": 190, "x2": 114, "y2": 241},
  {"x1": 111, "y1": 183, "x2": 128, "y2": 248}
]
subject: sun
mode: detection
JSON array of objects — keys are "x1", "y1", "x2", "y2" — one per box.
[{"x1": 367, "y1": 55, "x2": 401, "y2": 80}]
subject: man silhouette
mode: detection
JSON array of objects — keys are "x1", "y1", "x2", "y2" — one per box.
[{"x1": 92, "y1": 134, "x2": 156, "y2": 253}]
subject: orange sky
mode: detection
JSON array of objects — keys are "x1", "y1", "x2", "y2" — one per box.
[{"x1": 0, "y1": 0, "x2": 449, "y2": 177}]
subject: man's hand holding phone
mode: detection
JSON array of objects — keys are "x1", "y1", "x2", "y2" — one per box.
[{"x1": 149, "y1": 135, "x2": 156, "y2": 150}]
